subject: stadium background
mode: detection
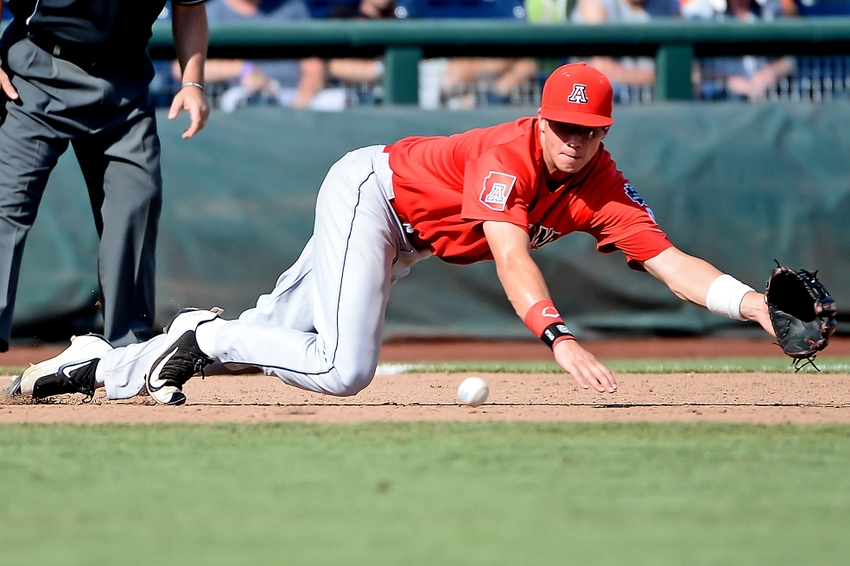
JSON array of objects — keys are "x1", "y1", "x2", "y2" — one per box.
[
  {"x1": 3, "y1": 9, "x2": 850, "y2": 564},
  {"x1": 2, "y1": 1, "x2": 849, "y2": 346}
]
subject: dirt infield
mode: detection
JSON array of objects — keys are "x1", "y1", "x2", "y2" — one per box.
[{"x1": 2, "y1": 336, "x2": 849, "y2": 425}]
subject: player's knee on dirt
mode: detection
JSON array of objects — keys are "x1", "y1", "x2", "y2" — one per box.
[{"x1": 326, "y1": 367, "x2": 375, "y2": 397}]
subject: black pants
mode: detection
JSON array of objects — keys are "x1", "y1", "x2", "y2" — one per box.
[{"x1": 0, "y1": 36, "x2": 161, "y2": 350}]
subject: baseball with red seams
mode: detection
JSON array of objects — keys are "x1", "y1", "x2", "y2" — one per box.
[{"x1": 457, "y1": 376, "x2": 489, "y2": 407}]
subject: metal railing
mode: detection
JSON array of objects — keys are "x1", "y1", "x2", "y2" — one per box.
[
  {"x1": 146, "y1": 18, "x2": 850, "y2": 105},
  {"x1": 4, "y1": 19, "x2": 850, "y2": 105}
]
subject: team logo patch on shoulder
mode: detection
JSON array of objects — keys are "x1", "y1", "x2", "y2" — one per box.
[
  {"x1": 480, "y1": 171, "x2": 517, "y2": 212},
  {"x1": 623, "y1": 183, "x2": 647, "y2": 206},
  {"x1": 623, "y1": 183, "x2": 657, "y2": 223}
]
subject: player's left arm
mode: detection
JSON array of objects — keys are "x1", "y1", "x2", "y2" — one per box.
[
  {"x1": 642, "y1": 246, "x2": 774, "y2": 335},
  {"x1": 483, "y1": 220, "x2": 618, "y2": 393},
  {"x1": 169, "y1": 3, "x2": 210, "y2": 139}
]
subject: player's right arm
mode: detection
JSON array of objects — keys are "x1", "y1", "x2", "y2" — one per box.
[
  {"x1": 0, "y1": 3, "x2": 20, "y2": 101},
  {"x1": 483, "y1": 220, "x2": 617, "y2": 393}
]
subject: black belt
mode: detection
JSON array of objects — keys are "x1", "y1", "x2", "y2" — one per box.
[{"x1": 27, "y1": 33, "x2": 122, "y2": 73}]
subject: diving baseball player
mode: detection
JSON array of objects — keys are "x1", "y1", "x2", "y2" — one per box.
[{"x1": 8, "y1": 63, "x2": 774, "y2": 405}]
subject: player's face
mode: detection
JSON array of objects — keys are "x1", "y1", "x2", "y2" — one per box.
[{"x1": 538, "y1": 117, "x2": 609, "y2": 177}]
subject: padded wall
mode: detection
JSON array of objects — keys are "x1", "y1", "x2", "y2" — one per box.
[{"x1": 14, "y1": 102, "x2": 850, "y2": 342}]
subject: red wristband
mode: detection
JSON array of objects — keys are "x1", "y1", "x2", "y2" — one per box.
[
  {"x1": 524, "y1": 300, "x2": 575, "y2": 349},
  {"x1": 524, "y1": 300, "x2": 563, "y2": 336}
]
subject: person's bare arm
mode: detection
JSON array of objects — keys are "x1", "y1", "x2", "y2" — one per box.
[
  {"x1": 493, "y1": 58, "x2": 538, "y2": 97},
  {"x1": 327, "y1": 58, "x2": 383, "y2": 84},
  {"x1": 169, "y1": 3, "x2": 210, "y2": 139},
  {"x1": 576, "y1": 0, "x2": 611, "y2": 23},
  {"x1": 292, "y1": 57, "x2": 327, "y2": 108},
  {"x1": 483, "y1": 221, "x2": 617, "y2": 393},
  {"x1": 587, "y1": 56, "x2": 655, "y2": 86},
  {"x1": 195, "y1": 59, "x2": 248, "y2": 84},
  {"x1": 642, "y1": 246, "x2": 773, "y2": 335},
  {"x1": 726, "y1": 57, "x2": 796, "y2": 102}
]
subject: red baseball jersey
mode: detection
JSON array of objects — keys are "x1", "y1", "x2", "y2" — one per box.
[{"x1": 388, "y1": 117, "x2": 672, "y2": 268}]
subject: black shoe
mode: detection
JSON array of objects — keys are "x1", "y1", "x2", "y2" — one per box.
[
  {"x1": 145, "y1": 331, "x2": 214, "y2": 406},
  {"x1": 144, "y1": 307, "x2": 222, "y2": 406},
  {"x1": 5, "y1": 334, "x2": 111, "y2": 400},
  {"x1": 32, "y1": 359, "x2": 100, "y2": 399}
]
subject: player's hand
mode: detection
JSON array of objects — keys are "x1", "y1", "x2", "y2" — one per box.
[
  {"x1": 741, "y1": 291, "x2": 775, "y2": 337},
  {"x1": 168, "y1": 85, "x2": 209, "y2": 139},
  {"x1": 553, "y1": 339, "x2": 617, "y2": 393},
  {"x1": 0, "y1": 67, "x2": 19, "y2": 101}
]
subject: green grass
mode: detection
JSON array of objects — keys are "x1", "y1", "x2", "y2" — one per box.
[
  {"x1": 5, "y1": 356, "x2": 850, "y2": 379},
  {"x1": 1, "y1": 422, "x2": 850, "y2": 565},
  {"x1": 377, "y1": 356, "x2": 850, "y2": 374}
]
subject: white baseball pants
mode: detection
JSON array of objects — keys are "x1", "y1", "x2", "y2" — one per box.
[{"x1": 99, "y1": 145, "x2": 430, "y2": 399}]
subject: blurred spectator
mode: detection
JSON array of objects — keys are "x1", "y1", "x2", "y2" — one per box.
[
  {"x1": 439, "y1": 58, "x2": 540, "y2": 108},
  {"x1": 328, "y1": 0, "x2": 396, "y2": 17},
  {"x1": 525, "y1": 0, "x2": 570, "y2": 22},
  {"x1": 643, "y1": 0, "x2": 680, "y2": 16},
  {"x1": 683, "y1": 0, "x2": 796, "y2": 101},
  {"x1": 525, "y1": 0, "x2": 678, "y2": 20},
  {"x1": 573, "y1": 0, "x2": 652, "y2": 22},
  {"x1": 327, "y1": 0, "x2": 538, "y2": 109},
  {"x1": 325, "y1": 0, "x2": 397, "y2": 101},
  {"x1": 182, "y1": 0, "x2": 342, "y2": 111},
  {"x1": 570, "y1": 0, "x2": 669, "y2": 102},
  {"x1": 385, "y1": 0, "x2": 539, "y2": 108},
  {"x1": 681, "y1": 0, "x2": 784, "y2": 19}
]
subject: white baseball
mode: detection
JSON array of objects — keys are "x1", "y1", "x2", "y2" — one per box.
[{"x1": 457, "y1": 376, "x2": 489, "y2": 407}]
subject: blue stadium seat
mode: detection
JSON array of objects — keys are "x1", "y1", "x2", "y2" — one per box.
[
  {"x1": 308, "y1": 0, "x2": 361, "y2": 18},
  {"x1": 395, "y1": 0, "x2": 526, "y2": 19},
  {"x1": 796, "y1": 0, "x2": 850, "y2": 15},
  {"x1": 309, "y1": 0, "x2": 525, "y2": 19}
]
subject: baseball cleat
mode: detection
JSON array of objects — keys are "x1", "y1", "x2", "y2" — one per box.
[
  {"x1": 145, "y1": 307, "x2": 223, "y2": 406},
  {"x1": 5, "y1": 334, "x2": 113, "y2": 400}
]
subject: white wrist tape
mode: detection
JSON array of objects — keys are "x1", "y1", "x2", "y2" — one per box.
[{"x1": 705, "y1": 274, "x2": 754, "y2": 321}]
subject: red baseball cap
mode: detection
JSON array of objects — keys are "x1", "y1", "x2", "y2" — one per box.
[{"x1": 539, "y1": 63, "x2": 614, "y2": 127}]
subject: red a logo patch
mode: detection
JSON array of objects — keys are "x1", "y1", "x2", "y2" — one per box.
[{"x1": 479, "y1": 171, "x2": 517, "y2": 212}]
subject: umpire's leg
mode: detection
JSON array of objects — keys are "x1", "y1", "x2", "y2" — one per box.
[
  {"x1": 0, "y1": 52, "x2": 71, "y2": 351},
  {"x1": 73, "y1": 104, "x2": 161, "y2": 347}
]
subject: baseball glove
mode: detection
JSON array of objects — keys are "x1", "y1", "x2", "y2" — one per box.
[{"x1": 765, "y1": 262, "x2": 837, "y2": 366}]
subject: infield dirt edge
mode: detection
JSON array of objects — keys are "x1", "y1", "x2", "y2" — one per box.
[{"x1": 2, "y1": 371, "x2": 849, "y2": 424}]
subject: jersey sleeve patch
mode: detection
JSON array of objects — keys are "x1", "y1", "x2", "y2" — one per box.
[
  {"x1": 623, "y1": 182, "x2": 657, "y2": 223},
  {"x1": 479, "y1": 171, "x2": 517, "y2": 212}
]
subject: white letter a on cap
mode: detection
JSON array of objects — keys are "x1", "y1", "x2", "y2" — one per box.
[{"x1": 568, "y1": 84, "x2": 588, "y2": 104}]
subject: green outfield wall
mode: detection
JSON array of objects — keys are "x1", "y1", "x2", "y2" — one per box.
[{"x1": 13, "y1": 102, "x2": 850, "y2": 343}]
